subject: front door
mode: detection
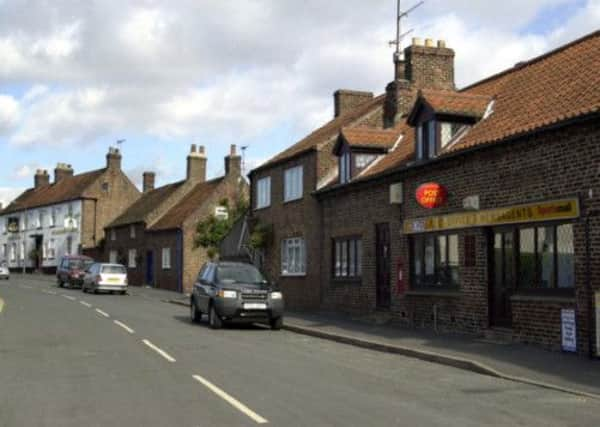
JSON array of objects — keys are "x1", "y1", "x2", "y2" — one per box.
[
  {"x1": 375, "y1": 223, "x2": 391, "y2": 309},
  {"x1": 490, "y1": 230, "x2": 515, "y2": 327},
  {"x1": 146, "y1": 250, "x2": 154, "y2": 286}
]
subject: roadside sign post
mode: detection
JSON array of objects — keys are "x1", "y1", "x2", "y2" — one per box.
[{"x1": 561, "y1": 308, "x2": 577, "y2": 353}]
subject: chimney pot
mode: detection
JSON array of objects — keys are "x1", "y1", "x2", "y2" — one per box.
[
  {"x1": 230, "y1": 144, "x2": 237, "y2": 156},
  {"x1": 425, "y1": 38, "x2": 434, "y2": 47},
  {"x1": 412, "y1": 37, "x2": 422, "y2": 46},
  {"x1": 437, "y1": 40, "x2": 446, "y2": 48},
  {"x1": 198, "y1": 145, "x2": 205, "y2": 156},
  {"x1": 191, "y1": 144, "x2": 197, "y2": 153}
]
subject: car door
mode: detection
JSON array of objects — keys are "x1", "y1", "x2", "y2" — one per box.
[
  {"x1": 196, "y1": 263, "x2": 214, "y2": 313},
  {"x1": 83, "y1": 264, "x2": 95, "y2": 287}
]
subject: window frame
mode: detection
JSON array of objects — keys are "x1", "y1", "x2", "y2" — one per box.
[
  {"x1": 162, "y1": 247, "x2": 171, "y2": 270},
  {"x1": 410, "y1": 232, "x2": 460, "y2": 290},
  {"x1": 281, "y1": 237, "x2": 306, "y2": 276},
  {"x1": 340, "y1": 150, "x2": 351, "y2": 184},
  {"x1": 255, "y1": 176, "x2": 271, "y2": 209},
  {"x1": 128, "y1": 249, "x2": 137, "y2": 269},
  {"x1": 283, "y1": 165, "x2": 303, "y2": 202},
  {"x1": 332, "y1": 236, "x2": 362, "y2": 280}
]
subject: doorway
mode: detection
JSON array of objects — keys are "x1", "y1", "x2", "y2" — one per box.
[
  {"x1": 375, "y1": 223, "x2": 391, "y2": 309},
  {"x1": 489, "y1": 230, "x2": 515, "y2": 327}
]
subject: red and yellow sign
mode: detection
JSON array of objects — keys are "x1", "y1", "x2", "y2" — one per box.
[
  {"x1": 416, "y1": 183, "x2": 447, "y2": 209},
  {"x1": 403, "y1": 198, "x2": 580, "y2": 234}
]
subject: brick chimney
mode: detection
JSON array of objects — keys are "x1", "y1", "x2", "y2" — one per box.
[
  {"x1": 225, "y1": 144, "x2": 241, "y2": 176},
  {"x1": 186, "y1": 144, "x2": 207, "y2": 183},
  {"x1": 54, "y1": 163, "x2": 74, "y2": 183},
  {"x1": 404, "y1": 38, "x2": 455, "y2": 90},
  {"x1": 142, "y1": 172, "x2": 155, "y2": 193},
  {"x1": 106, "y1": 147, "x2": 122, "y2": 170},
  {"x1": 34, "y1": 169, "x2": 50, "y2": 189},
  {"x1": 333, "y1": 90, "x2": 374, "y2": 118}
]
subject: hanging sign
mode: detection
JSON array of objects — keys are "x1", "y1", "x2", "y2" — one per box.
[
  {"x1": 561, "y1": 308, "x2": 577, "y2": 353},
  {"x1": 416, "y1": 182, "x2": 447, "y2": 209},
  {"x1": 7, "y1": 217, "x2": 19, "y2": 233}
]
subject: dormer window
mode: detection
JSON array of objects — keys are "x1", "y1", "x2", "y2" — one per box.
[
  {"x1": 416, "y1": 120, "x2": 464, "y2": 160},
  {"x1": 340, "y1": 151, "x2": 351, "y2": 184}
]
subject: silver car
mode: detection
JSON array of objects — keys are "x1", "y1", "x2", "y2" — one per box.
[
  {"x1": 0, "y1": 263, "x2": 9, "y2": 280},
  {"x1": 82, "y1": 263, "x2": 128, "y2": 294}
]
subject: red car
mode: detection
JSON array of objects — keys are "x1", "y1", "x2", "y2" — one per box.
[{"x1": 56, "y1": 255, "x2": 94, "y2": 288}]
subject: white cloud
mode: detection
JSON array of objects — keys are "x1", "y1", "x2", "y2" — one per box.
[
  {"x1": 0, "y1": 186, "x2": 23, "y2": 207},
  {"x1": 0, "y1": 95, "x2": 20, "y2": 134}
]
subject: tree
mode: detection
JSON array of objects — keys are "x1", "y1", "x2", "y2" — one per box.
[{"x1": 194, "y1": 197, "x2": 248, "y2": 259}]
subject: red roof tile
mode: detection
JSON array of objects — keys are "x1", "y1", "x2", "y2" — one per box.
[
  {"x1": 417, "y1": 89, "x2": 491, "y2": 119},
  {"x1": 340, "y1": 126, "x2": 403, "y2": 151}
]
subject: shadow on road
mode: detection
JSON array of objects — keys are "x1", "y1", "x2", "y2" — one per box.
[{"x1": 172, "y1": 314, "x2": 269, "y2": 332}]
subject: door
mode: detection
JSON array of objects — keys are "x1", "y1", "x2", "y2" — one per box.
[
  {"x1": 197, "y1": 264, "x2": 215, "y2": 313},
  {"x1": 146, "y1": 251, "x2": 154, "y2": 286},
  {"x1": 375, "y1": 223, "x2": 391, "y2": 309},
  {"x1": 490, "y1": 230, "x2": 515, "y2": 327}
]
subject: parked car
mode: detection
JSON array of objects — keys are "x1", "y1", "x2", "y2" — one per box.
[
  {"x1": 82, "y1": 263, "x2": 128, "y2": 294},
  {"x1": 190, "y1": 261, "x2": 284, "y2": 330},
  {"x1": 56, "y1": 255, "x2": 94, "y2": 288},
  {"x1": 0, "y1": 262, "x2": 9, "y2": 280}
]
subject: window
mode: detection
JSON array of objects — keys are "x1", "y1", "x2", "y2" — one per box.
[
  {"x1": 10, "y1": 243, "x2": 16, "y2": 262},
  {"x1": 355, "y1": 154, "x2": 377, "y2": 170},
  {"x1": 37, "y1": 211, "x2": 43, "y2": 228},
  {"x1": 128, "y1": 249, "x2": 137, "y2": 268},
  {"x1": 340, "y1": 151, "x2": 351, "y2": 184},
  {"x1": 42, "y1": 242, "x2": 47, "y2": 260},
  {"x1": 411, "y1": 233, "x2": 459, "y2": 288},
  {"x1": 518, "y1": 223, "x2": 574, "y2": 289},
  {"x1": 20, "y1": 242, "x2": 25, "y2": 260},
  {"x1": 49, "y1": 208, "x2": 56, "y2": 227},
  {"x1": 2, "y1": 218, "x2": 7, "y2": 233},
  {"x1": 130, "y1": 225, "x2": 136, "y2": 239},
  {"x1": 440, "y1": 122, "x2": 462, "y2": 148},
  {"x1": 284, "y1": 166, "x2": 303, "y2": 202},
  {"x1": 102, "y1": 182, "x2": 109, "y2": 192},
  {"x1": 110, "y1": 229, "x2": 116, "y2": 241},
  {"x1": 281, "y1": 238, "x2": 306, "y2": 275},
  {"x1": 333, "y1": 237, "x2": 362, "y2": 278},
  {"x1": 162, "y1": 248, "x2": 171, "y2": 269},
  {"x1": 256, "y1": 177, "x2": 271, "y2": 209},
  {"x1": 109, "y1": 250, "x2": 118, "y2": 264}
]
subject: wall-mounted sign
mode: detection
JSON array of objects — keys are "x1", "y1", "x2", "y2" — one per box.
[
  {"x1": 415, "y1": 183, "x2": 447, "y2": 209},
  {"x1": 64, "y1": 217, "x2": 78, "y2": 230},
  {"x1": 403, "y1": 198, "x2": 580, "y2": 234},
  {"x1": 214, "y1": 206, "x2": 229, "y2": 220},
  {"x1": 462, "y1": 195, "x2": 480, "y2": 210},
  {"x1": 7, "y1": 217, "x2": 19, "y2": 233},
  {"x1": 561, "y1": 308, "x2": 577, "y2": 353}
]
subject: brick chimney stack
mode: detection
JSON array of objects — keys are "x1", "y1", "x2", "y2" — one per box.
[
  {"x1": 186, "y1": 144, "x2": 207, "y2": 183},
  {"x1": 333, "y1": 90, "x2": 374, "y2": 118},
  {"x1": 34, "y1": 169, "x2": 50, "y2": 189},
  {"x1": 404, "y1": 38, "x2": 455, "y2": 90},
  {"x1": 106, "y1": 147, "x2": 122, "y2": 170},
  {"x1": 225, "y1": 144, "x2": 241, "y2": 176},
  {"x1": 54, "y1": 163, "x2": 74, "y2": 183},
  {"x1": 142, "y1": 172, "x2": 155, "y2": 193}
]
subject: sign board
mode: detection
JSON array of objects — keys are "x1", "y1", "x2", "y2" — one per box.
[
  {"x1": 415, "y1": 183, "x2": 447, "y2": 209},
  {"x1": 403, "y1": 198, "x2": 579, "y2": 234},
  {"x1": 64, "y1": 217, "x2": 78, "y2": 230},
  {"x1": 561, "y1": 308, "x2": 577, "y2": 353},
  {"x1": 214, "y1": 206, "x2": 229, "y2": 220},
  {"x1": 462, "y1": 195, "x2": 480, "y2": 210},
  {"x1": 389, "y1": 182, "x2": 403, "y2": 204},
  {"x1": 7, "y1": 217, "x2": 19, "y2": 233},
  {"x1": 596, "y1": 291, "x2": 600, "y2": 357}
]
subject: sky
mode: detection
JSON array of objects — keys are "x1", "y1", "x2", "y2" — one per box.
[{"x1": 0, "y1": 0, "x2": 598, "y2": 206}]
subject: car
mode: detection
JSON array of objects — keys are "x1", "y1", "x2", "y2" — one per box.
[
  {"x1": 56, "y1": 255, "x2": 94, "y2": 288},
  {"x1": 190, "y1": 261, "x2": 284, "y2": 330},
  {"x1": 82, "y1": 263, "x2": 128, "y2": 295},
  {"x1": 0, "y1": 262, "x2": 9, "y2": 280}
]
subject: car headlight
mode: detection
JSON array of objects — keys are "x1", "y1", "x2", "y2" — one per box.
[
  {"x1": 270, "y1": 291, "x2": 283, "y2": 300},
  {"x1": 218, "y1": 290, "x2": 237, "y2": 298}
]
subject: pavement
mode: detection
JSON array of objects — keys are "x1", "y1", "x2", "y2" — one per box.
[{"x1": 2, "y1": 273, "x2": 600, "y2": 426}]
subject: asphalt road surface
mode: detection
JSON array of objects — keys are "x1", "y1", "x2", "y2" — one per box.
[{"x1": 1, "y1": 275, "x2": 599, "y2": 427}]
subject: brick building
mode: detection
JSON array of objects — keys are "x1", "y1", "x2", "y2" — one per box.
[
  {"x1": 105, "y1": 145, "x2": 248, "y2": 294},
  {"x1": 249, "y1": 31, "x2": 600, "y2": 355},
  {"x1": 0, "y1": 147, "x2": 140, "y2": 272}
]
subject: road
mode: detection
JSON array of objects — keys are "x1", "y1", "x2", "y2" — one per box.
[{"x1": 1, "y1": 275, "x2": 599, "y2": 427}]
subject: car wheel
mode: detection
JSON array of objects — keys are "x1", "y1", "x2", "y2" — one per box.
[
  {"x1": 120, "y1": 290, "x2": 127, "y2": 295},
  {"x1": 270, "y1": 317, "x2": 283, "y2": 331},
  {"x1": 208, "y1": 305, "x2": 223, "y2": 329},
  {"x1": 57, "y1": 279, "x2": 63, "y2": 288},
  {"x1": 82, "y1": 285, "x2": 87, "y2": 293},
  {"x1": 190, "y1": 299, "x2": 202, "y2": 324}
]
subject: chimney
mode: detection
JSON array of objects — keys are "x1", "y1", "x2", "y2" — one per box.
[
  {"x1": 333, "y1": 90, "x2": 374, "y2": 118},
  {"x1": 54, "y1": 163, "x2": 74, "y2": 183},
  {"x1": 403, "y1": 38, "x2": 455, "y2": 90},
  {"x1": 225, "y1": 144, "x2": 241, "y2": 176},
  {"x1": 34, "y1": 169, "x2": 50, "y2": 189},
  {"x1": 106, "y1": 147, "x2": 122, "y2": 170},
  {"x1": 186, "y1": 144, "x2": 207, "y2": 183},
  {"x1": 142, "y1": 172, "x2": 155, "y2": 193}
]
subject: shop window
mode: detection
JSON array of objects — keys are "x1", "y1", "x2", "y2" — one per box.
[
  {"x1": 411, "y1": 233, "x2": 459, "y2": 288},
  {"x1": 518, "y1": 223, "x2": 574, "y2": 290},
  {"x1": 333, "y1": 237, "x2": 362, "y2": 279},
  {"x1": 281, "y1": 238, "x2": 305, "y2": 276}
]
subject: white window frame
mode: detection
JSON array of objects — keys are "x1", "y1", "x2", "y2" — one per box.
[
  {"x1": 109, "y1": 250, "x2": 118, "y2": 264},
  {"x1": 255, "y1": 176, "x2": 271, "y2": 209},
  {"x1": 110, "y1": 229, "x2": 116, "y2": 241},
  {"x1": 281, "y1": 237, "x2": 306, "y2": 276},
  {"x1": 130, "y1": 225, "x2": 136, "y2": 239},
  {"x1": 284, "y1": 166, "x2": 303, "y2": 202},
  {"x1": 128, "y1": 249, "x2": 137, "y2": 268},
  {"x1": 162, "y1": 248, "x2": 171, "y2": 270}
]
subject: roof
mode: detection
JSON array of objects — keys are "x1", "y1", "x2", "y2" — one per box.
[
  {"x1": 150, "y1": 178, "x2": 224, "y2": 231},
  {"x1": 253, "y1": 94, "x2": 385, "y2": 172},
  {"x1": 452, "y1": 30, "x2": 600, "y2": 151},
  {"x1": 109, "y1": 181, "x2": 184, "y2": 227},
  {"x1": 336, "y1": 126, "x2": 403, "y2": 152},
  {"x1": 2, "y1": 169, "x2": 106, "y2": 214},
  {"x1": 407, "y1": 89, "x2": 492, "y2": 124}
]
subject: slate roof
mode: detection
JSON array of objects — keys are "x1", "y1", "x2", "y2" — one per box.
[
  {"x1": 253, "y1": 94, "x2": 385, "y2": 172},
  {"x1": 109, "y1": 181, "x2": 184, "y2": 227},
  {"x1": 2, "y1": 169, "x2": 105, "y2": 214},
  {"x1": 150, "y1": 178, "x2": 224, "y2": 231}
]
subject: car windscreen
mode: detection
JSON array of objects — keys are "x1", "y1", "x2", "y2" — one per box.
[
  {"x1": 69, "y1": 259, "x2": 93, "y2": 270},
  {"x1": 101, "y1": 265, "x2": 126, "y2": 275},
  {"x1": 216, "y1": 264, "x2": 266, "y2": 285}
]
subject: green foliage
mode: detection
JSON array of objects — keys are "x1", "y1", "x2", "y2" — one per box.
[
  {"x1": 249, "y1": 221, "x2": 272, "y2": 250},
  {"x1": 194, "y1": 197, "x2": 249, "y2": 258}
]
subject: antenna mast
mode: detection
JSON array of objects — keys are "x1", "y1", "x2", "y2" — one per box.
[{"x1": 389, "y1": 0, "x2": 424, "y2": 79}]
